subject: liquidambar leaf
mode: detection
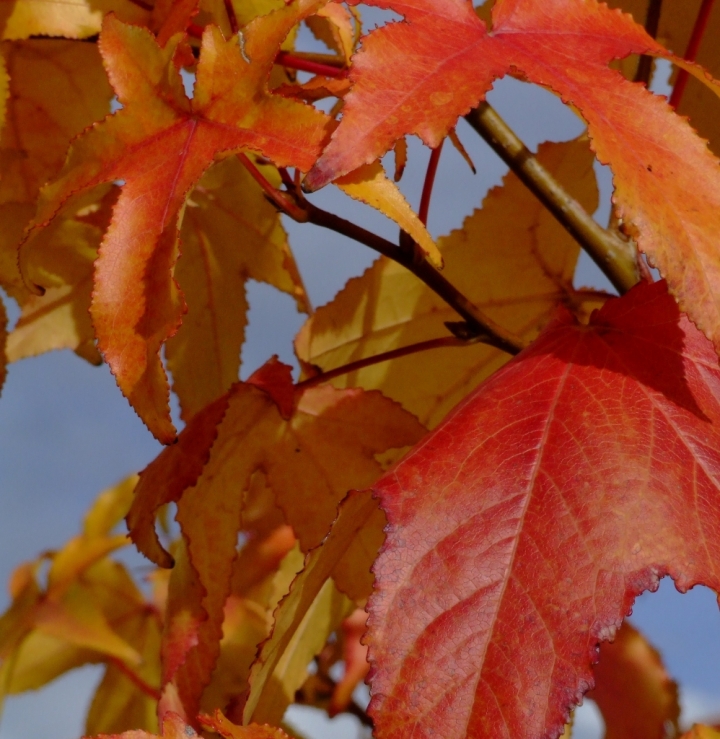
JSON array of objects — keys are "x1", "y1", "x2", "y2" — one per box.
[
  {"x1": 23, "y1": 7, "x2": 330, "y2": 443},
  {"x1": 297, "y1": 138, "x2": 605, "y2": 428},
  {"x1": 306, "y1": 0, "x2": 720, "y2": 360},
  {"x1": 367, "y1": 280, "x2": 720, "y2": 739},
  {"x1": 588, "y1": 622, "x2": 679, "y2": 739}
]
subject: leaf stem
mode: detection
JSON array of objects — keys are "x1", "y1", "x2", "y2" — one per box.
[
  {"x1": 669, "y1": 0, "x2": 715, "y2": 109},
  {"x1": 224, "y1": 0, "x2": 239, "y2": 35},
  {"x1": 275, "y1": 51, "x2": 346, "y2": 78},
  {"x1": 240, "y1": 156, "x2": 523, "y2": 354},
  {"x1": 297, "y1": 336, "x2": 471, "y2": 389},
  {"x1": 634, "y1": 0, "x2": 663, "y2": 86},
  {"x1": 418, "y1": 141, "x2": 444, "y2": 226},
  {"x1": 300, "y1": 202, "x2": 524, "y2": 355},
  {"x1": 464, "y1": 102, "x2": 639, "y2": 294},
  {"x1": 109, "y1": 657, "x2": 161, "y2": 701}
]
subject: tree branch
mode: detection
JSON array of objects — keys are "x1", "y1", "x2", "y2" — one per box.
[
  {"x1": 301, "y1": 201, "x2": 524, "y2": 355},
  {"x1": 298, "y1": 336, "x2": 473, "y2": 389},
  {"x1": 465, "y1": 102, "x2": 639, "y2": 294}
]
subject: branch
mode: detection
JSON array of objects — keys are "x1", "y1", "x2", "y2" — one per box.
[
  {"x1": 465, "y1": 102, "x2": 639, "y2": 294},
  {"x1": 298, "y1": 336, "x2": 472, "y2": 389},
  {"x1": 301, "y1": 202, "x2": 525, "y2": 355},
  {"x1": 633, "y1": 0, "x2": 663, "y2": 86}
]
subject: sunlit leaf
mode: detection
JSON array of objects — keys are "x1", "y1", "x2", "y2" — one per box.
[{"x1": 367, "y1": 280, "x2": 720, "y2": 739}]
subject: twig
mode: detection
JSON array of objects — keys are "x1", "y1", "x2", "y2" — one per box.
[
  {"x1": 669, "y1": 0, "x2": 715, "y2": 109},
  {"x1": 301, "y1": 202, "x2": 525, "y2": 355},
  {"x1": 298, "y1": 336, "x2": 472, "y2": 389},
  {"x1": 239, "y1": 154, "x2": 523, "y2": 354},
  {"x1": 465, "y1": 102, "x2": 639, "y2": 294},
  {"x1": 634, "y1": 0, "x2": 663, "y2": 86},
  {"x1": 418, "y1": 141, "x2": 444, "y2": 226},
  {"x1": 275, "y1": 51, "x2": 346, "y2": 78}
]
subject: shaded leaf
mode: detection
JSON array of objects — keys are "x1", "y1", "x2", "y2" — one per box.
[
  {"x1": 305, "y1": 0, "x2": 720, "y2": 359},
  {"x1": 587, "y1": 622, "x2": 679, "y2": 739},
  {"x1": 367, "y1": 280, "x2": 720, "y2": 739},
  {"x1": 243, "y1": 490, "x2": 380, "y2": 725},
  {"x1": 167, "y1": 156, "x2": 309, "y2": 421},
  {"x1": 0, "y1": 39, "x2": 111, "y2": 299},
  {"x1": 297, "y1": 138, "x2": 606, "y2": 428}
]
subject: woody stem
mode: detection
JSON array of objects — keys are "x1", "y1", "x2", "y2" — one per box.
[{"x1": 465, "y1": 102, "x2": 639, "y2": 294}]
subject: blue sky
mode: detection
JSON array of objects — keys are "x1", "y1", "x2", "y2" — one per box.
[{"x1": 1, "y1": 55, "x2": 719, "y2": 739}]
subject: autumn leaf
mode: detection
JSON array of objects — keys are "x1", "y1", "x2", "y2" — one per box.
[
  {"x1": 242, "y1": 490, "x2": 379, "y2": 726},
  {"x1": 24, "y1": 7, "x2": 437, "y2": 443},
  {"x1": 22, "y1": 7, "x2": 330, "y2": 444},
  {"x1": 0, "y1": 477, "x2": 162, "y2": 719},
  {"x1": 0, "y1": 0, "x2": 149, "y2": 40},
  {"x1": 0, "y1": 38, "x2": 111, "y2": 300},
  {"x1": 587, "y1": 622, "x2": 679, "y2": 739},
  {"x1": 166, "y1": 156, "x2": 309, "y2": 421},
  {"x1": 297, "y1": 138, "x2": 607, "y2": 428},
  {"x1": 367, "y1": 280, "x2": 720, "y2": 739},
  {"x1": 612, "y1": 0, "x2": 720, "y2": 155},
  {"x1": 305, "y1": 0, "x2": 720, "y2": 360},
  {"x1": 126, "y1": 360, "x2": 423, "y2": 718},
  {"x1": 8, "y1": 186, "x2": 118, "y2": 365},
  {"x1": 681, "y1": 728, "x2": 720, "y2": 739}
]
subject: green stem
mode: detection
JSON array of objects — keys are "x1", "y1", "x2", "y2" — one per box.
[{"x1": 465, "y1": 102, "x2": 639, "y2": 294}]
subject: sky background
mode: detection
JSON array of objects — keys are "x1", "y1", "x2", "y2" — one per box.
[{"x1": 0, "y1": 18, "x2": 719, "y2": 739}]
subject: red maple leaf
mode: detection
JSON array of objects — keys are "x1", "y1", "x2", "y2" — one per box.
[{"x1": 367, "y1": 280, "x2": 720, "y2": 739}]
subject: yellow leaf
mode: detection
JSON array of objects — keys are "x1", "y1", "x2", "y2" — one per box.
[
  {"x1": 335, "y1": 161, "x2": 443, "y2": 267},
  {"x1": 167, "y1": 156, "x2": 309, "y2": 421},
  {"x1": 306, "y1": 4, "x2": 357, "y2": 64},
  {"x1": 296, "y1": 137, "x2": 607, "y2": 428},
  {"x1": 86, "y1": 608, "x2": 162, "y2": 736},
  {"x1": 10, "y1": 187, "x2": 117, "y2": 365},
  {"x1": 0, "y1": 0, "x2": 150, "y2": 39},
  {"x1": 0, "y1": 39, "x2": 111, "y2": 300},
  {"x1": 680, "y1": 729, "x2": 720, "y2": 739},
  {"x1": 243, "y1": 490, "x2": 379, "y2": 725}
]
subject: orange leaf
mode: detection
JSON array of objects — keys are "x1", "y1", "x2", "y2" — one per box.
[
  {"x1": 23, "y1": 7, "x2": 330, "y2": 443},
  {"x1": 588, "y1": 622, "x2": 679, "y2": 739},
  {"x1": 306, "y1": 0, "x2": 720, "y2": 357}
]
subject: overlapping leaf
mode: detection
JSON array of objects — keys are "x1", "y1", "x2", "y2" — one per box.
[
  {"x1": 367, "y1": 280, "x2": 720, "y2": 739},
  {"x1": 243, "y1": 490, "x2": 379, "y2": 726},
  {"x1": 21, "y1": 8, "x2": 330, "y2": 443},
  {"x1": 612, "y1": 0, "x2": 720, "y2": 154},
  {"x1": 0, "y1": 477, "x2": 161, "y2": 733},
  {"x1": 306, "y1": 0, "x2": 720, "y2": 362},
  {"x1": 166, "y1": 156, "x2": 309, "y2": 421},
  {"x1": 126, "y1": 360, "x2": 423, "y2": 719},
  {"x1": 23, "y1": 7, "x2": 437, "y2": 443},
  {"x1": 587, "y1": 622, "x2": 679, "y2": 739},
  {"x1": 297, "y1": 138, "x2": 606, "y2": 428},
  {"x1": 0, "y1": 38, "x2": 111, "y2": 300}
]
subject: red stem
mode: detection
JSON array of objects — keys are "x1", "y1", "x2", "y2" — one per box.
[
  {"x1": 224, "y1": 0, "x2": 239, "y2": 34},
  {"x1": 669, "y1": 0, "x2": 715, "y2": 109},
  {"x1": 275, "y1": 51, "x2": 346, "y2": 78},
  {"x1": 297, "y1": 336, "x2": 470, "y2": 389},
  {"x1": 418, "y1": 141, "x2": 444, "y2": 227},
  {"x1": 237, "y1": 154, "x2": 309, "y2": 222},
  {"x1": 110, "y1": 658, "x2": 161, "y2": 701}
]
